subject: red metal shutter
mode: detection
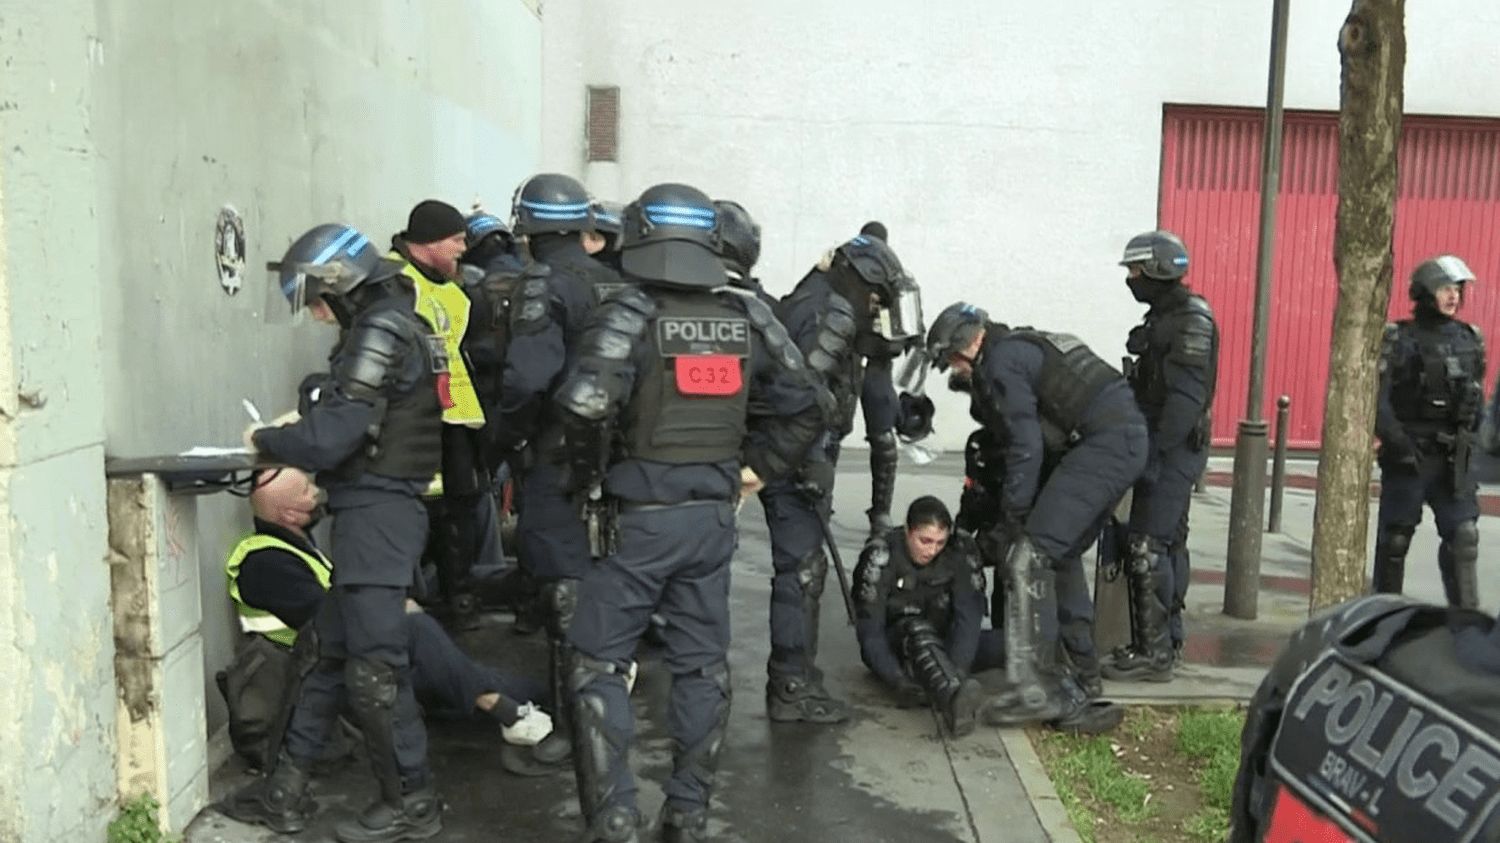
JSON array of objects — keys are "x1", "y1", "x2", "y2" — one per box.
[{"x1": 1160, "y1": 106, "x2": 1500, "y2": 449}]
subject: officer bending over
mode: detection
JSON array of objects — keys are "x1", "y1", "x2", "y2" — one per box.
[{"x1": 222, "y1": 223, "x2": 446, "y2": 842}]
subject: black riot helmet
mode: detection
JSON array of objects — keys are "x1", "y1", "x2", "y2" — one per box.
[
  {"x1": 465, "y1": 211, "x2": 512, "y2": 252},
  {"x1": 592, "y1": 200, "x2": 624, "y2": 244},
  {"x1": 511, "y1": 173, "x2": 594, "y2": 236},
  {"x1": 267, "y1": 223, "x2": 382, "y2": 323},
  {"x1": 1409, "y1": 254, "x2": 1476, "y2": 302},
  {"x1": 620, "y1": 183, "x2": 726, "y2": 289},
  {"x1": 713, "y1": 199, "x2": 761, "y2": 280},
  {"x1": 834, "y1": 234, "x2": 924, "y2": 344},
  {"x1": 1119, "y1": 230, "x2": 1190, "y2": 281},
  {"x1": 926, "y1": 302, "x2": 989, "y2": 372}
]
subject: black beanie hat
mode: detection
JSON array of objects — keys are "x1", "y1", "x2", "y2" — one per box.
[{"x1": 403, "y1": 199, "x2": 466, "y2": 244}]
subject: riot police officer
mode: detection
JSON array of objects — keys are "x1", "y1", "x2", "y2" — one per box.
[
  {"x1": 760, "y1": 232, "x2": 923, "y2": 723},
  {"x1": 1229, "y1": 595, "x2": 1500, "y2": 842},
  {"x1": 556, "y1": 183, "x2": 829, "y2": 842},
  {"x1": 956, "y1": 426, "x2": 1101, "y2": 695},
  {"x1": 1105, "y1": 230, "x2": 1218, "y2": 683},
  {"x1": 222, "y1": 224, "x2": 446, "y2": 841},
  {"x1": 1373, "y1": 256, "x2": 1486, "y2": 610},
  {"x1": 591, "y1": 199, "x2": 626, "y2": 273},
  {"x1": 927, "y1": 302, "x2": 1143, "y2": 733},
  {"x1": 496, "y1": 172, "x2": 627, "y2": 775},
  {"x1": 712, "y1": 199, "x2": 770, "y2": 303},
  {"x1": 460, "y1": 209, "x2": 525, "y2": 279},
  {"x1": 854, "y1": 496, "x2": 986, "y2": 736}
]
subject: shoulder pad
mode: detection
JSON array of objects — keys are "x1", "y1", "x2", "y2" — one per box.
[
  {"x1": 1168, "y1": 309, "x2": 1215, "y2": 365},
  {"x1": 1259, "y1": 595, "x2": 1421, "y2": 703},
  {"x1": 1465, "y1": 322, "x2": 1484, "y2": 346},
  {"x1": 580, "y1": 296, "x2": 654, "y2": 364},
  {"x1": 511, "y1": 269, "x2": 556, "y2": 336},
  {"x1": 335, "y1": 310, "x2": 419, "y2": 402},
  {"x1": 721, "y1": 288, "x2": 806, "y2": 373},
  {"x1": 806, "y1": 295, "x2": 858, "y2": 377},
  {"x1": 611, "y1": 285, "x2": 659, "y2": 319},
  {"x1": 1181, "y1": 294, "x2": 1215, "y2": 319},
  {"x1": 854, "y1": 537, "x2": 891, "y2": 609}
]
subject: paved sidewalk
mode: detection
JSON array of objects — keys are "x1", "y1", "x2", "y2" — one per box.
[{"x1": 187, "y1": 453, "x2": 1500, "y2": 842}]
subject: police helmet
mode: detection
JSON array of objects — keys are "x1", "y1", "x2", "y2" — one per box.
[
  {"x1": 1409, "y1": 254, "x2": 1476, "y2": 301},
  {"x1": 511, "y1": 173, "x2": 594, "y2": 236},
  {"x1": 835, "y1": 233, "x2": 908, "y2": 296},
  {"x1": 713, "y1": 199, "x2": 761, "y2": 278},
  {"x1": 269, "y1": 223, "x2": 381, "y2": 314},
  {"x1": 592, "y1": 200, "x2": 624, "y2": 240},
  {"x1": 926, "y1": 302, "x2": 988, "y2": 371},
  {"x1": 1119, "y1": 230, "x2": 1190, "y2": 281},
  {"x1": 620, "y1": 183, "x2": 726, "y2": 289},
  {"x1": 464, "y1": 211, "x2": 512, "y2": 251}
]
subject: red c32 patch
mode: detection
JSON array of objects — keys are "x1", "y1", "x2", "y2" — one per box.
[{"x1": 674, "y1": 355, "x2": 742, "y2": 396}]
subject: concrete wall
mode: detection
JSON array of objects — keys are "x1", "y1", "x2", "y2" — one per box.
[
  {"x1": 0, "y1": 1, "x2": 542, "y2": 837},
  {"x1": 540, "y1": 0, "x2": 1500, "y2": 450}
]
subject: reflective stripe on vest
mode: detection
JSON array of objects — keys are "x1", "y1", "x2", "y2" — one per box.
[
  {"x1": 225, "y1": 533, "x2": 333, "y2": 647},
  {"x1": 396, "y1": 255, "x2": 485, "y2": 428}
]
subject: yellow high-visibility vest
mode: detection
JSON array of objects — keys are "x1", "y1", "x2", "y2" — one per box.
[
  {"x1": 394, "y1": 254, "x2": 486, "y2": 428},
  {"x1": 225, "y1": 534, "x2": 333, "y2": 647}
]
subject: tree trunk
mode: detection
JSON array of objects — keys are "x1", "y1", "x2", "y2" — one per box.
[{"x1": 1311, "y1": 0, "x2": 1406, "y2": 610}]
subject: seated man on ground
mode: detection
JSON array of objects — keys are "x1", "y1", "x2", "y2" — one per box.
[
  {"x1": 853, "y1": 495, "x2": 987, "y2": 736},
  {"x1": 224, "y1": 467, "x2": 552, "y2": 758}
]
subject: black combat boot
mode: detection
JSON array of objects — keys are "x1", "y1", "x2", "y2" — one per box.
[{"x1": 217, "y1": 752, "x2": 315, "y2": 834}]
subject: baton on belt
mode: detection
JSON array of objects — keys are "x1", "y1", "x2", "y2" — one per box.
[{"x1": 816, "y1": 512, "x2": 859, "y2": 626}]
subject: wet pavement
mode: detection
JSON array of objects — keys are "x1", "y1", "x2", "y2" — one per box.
[
  {"x1": 188, "y1": 460, "x2": 1052, "y2": 843},
  {"x1": 186, "y1": 452, "x2": 1500, "y2": 841}
]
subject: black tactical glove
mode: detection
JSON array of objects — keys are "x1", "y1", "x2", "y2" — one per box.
[{"x1": 797, "y1": 459, "x2": 836, "y2": 501}]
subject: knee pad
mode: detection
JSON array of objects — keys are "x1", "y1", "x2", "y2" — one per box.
[
  {"x1": 896, "y1": 616, "x2": 943, "y2": 657},
  {"x1": 545, "y1": 578, "x2": 579, "y2": 638},
  {"x1": 796, "y1": 550, "x2": 828, "y2": 598},
  {"x1": 345, "y1": 657, "x2": 398, "y2": 714},
  {"x1": 1383, "y1": 525, "x2": 1416, "y2": 558}
]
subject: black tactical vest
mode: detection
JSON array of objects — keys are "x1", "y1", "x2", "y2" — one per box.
[
  {"x1": 620, "y1": 290, "x2": 751, "y2": 464},
  {"x1": 1255, "y1": 604, "x2": 1500, "y2": 843},
  {"x1": 1127, "y1": 292, "x2": 1218, "y2": 420},
  {"x1": 1386, "y1": 319, "x2": 1485, "y2": 431},
  {"x1": 327, "y1": 302, "x2": 445, "y2": 482},
  {"x1": 973, "y1": 329, "x2": 1119, "y2": 447},
  {"x1": 881, "y1": 536, "x2": 959, "y2": 632}
]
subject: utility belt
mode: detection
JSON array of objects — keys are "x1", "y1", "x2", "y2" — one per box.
[{"x1": 582, "y1": 496, "x2": 731, "y2": 558}]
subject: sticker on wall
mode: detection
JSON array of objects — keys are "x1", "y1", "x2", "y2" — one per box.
[{"x1": 215, "y1": 205, "x2": 247, "y2": 295}]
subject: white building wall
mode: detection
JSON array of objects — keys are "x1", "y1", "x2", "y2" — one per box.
[
  {"x1": 0, "y1": 2, "x2": 542, "y2": 837},
  {"x1": 540, "y1": 0, "x2": 1500, "y2": 449}
]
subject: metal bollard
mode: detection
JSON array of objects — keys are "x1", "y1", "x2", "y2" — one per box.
[{"x1": 1267, "y1": 395, "x2": 1291, "y2": 533}]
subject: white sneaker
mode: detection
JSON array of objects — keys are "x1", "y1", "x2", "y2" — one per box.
[{"x1": 501, "y1": 703, "x2": 553, "y2": 746}]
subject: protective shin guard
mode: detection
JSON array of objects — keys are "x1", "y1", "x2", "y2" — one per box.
[
  {"x1": 897, "y1": 617, "x2": 976, "y2": 735},
  {"x1": 669, "y1": 663, "x2": 730, "y2": 826},
  {"x1": 1101, "y1": 541, "x2": 1173, "y2": 682},
  {"x1": 982, "y1": 544, "x2": 1069, "y2": 726},
  {"x1": 344, "y1": 657, "x2": 405, "y2": 806},
  {"x1": 570, "y1": 657, "x2": 638, "y2": 839},
  {"x1": 1442, "y1": 521, "x2": 1480, "y2": 609},
  {"x1": 866, "y1": 430, "x2": 899, "y2": 534},
  {"x1": 1373, "y1": 527, "x2": 1413, "y2": 595}
]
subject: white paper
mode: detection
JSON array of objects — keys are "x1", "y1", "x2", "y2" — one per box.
[{"x1": 179, "y1": 445, "x2": 256, "y2": 458}]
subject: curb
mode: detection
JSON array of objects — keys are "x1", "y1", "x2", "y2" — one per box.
[{"x1": 997, "y1": 727, "x2": 1083, "y2": 843}]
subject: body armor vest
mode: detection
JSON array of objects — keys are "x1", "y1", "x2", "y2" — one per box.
[
  {"x1": 326, "y1": 301, "x2": 445, "y2": 483},
  {"x1": 1256, "y1": 602, "x2": 1500, "y2": 843},
  {"x1": 620, "y1": 289, "x2": 751, "y2": 464},
  {"x1": 880, "y1": 534, "x2": 959, "y2": 633},
  {"x1": 1386, "y1": 319, "x2": 1484, "y2": 434},
  {"x1": 972, "y1": 328, "x2": 1119, "y2": 449},
  {"x1": 1126, "y1": 292, "x2": 1219, "y2": 422}
]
